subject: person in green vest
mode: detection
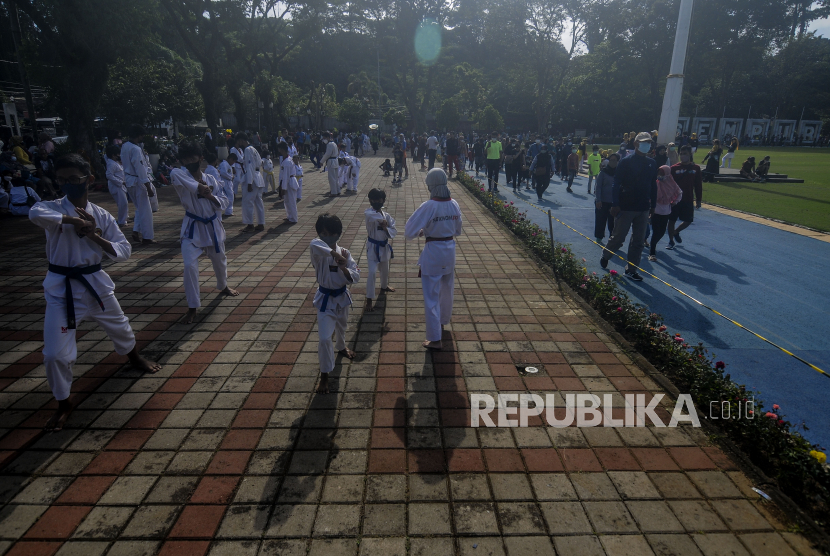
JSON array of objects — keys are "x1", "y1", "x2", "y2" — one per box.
[
  {"x1": 586, "y1": 145, "x2": 602, "y2": 195},
  {"x1": 484, "y1": 131, "x2": 503, "y2": 192}
]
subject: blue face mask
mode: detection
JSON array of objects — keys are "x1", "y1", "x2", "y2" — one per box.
[
  {"x1": 638, "y1": 142, "x2": 651, "y2": 154},
  {"x1": 61, "y1": 182, "x2": 87, "y2": 199}
]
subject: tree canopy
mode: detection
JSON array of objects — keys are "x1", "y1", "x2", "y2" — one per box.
[{"x1": 4, "y1": 0, "x2": 829, "y2": 151}]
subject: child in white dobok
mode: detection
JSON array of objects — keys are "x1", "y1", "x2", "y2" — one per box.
[
  {"x1": 293, "y1": 155, "x2": 304, "y2": 201},
  {"x1": 310, "y1": 213, "x2": 360, "y2": 394},
  {"x1": 105, "y1": 145, "x2": 129, "y2": 226},
  {"x1": 30, "y1": 154, "x2": 161, "y2": 431},
  {"x1": 405, "y1": 168, "x2": 463, "y2": 350},
  {"x1": 171, "y1": 142, "x2": 240, "y2": 324},
  {"x1": 348, "y1": 155, "x2": 361, "y2": 193},
  {"x1": 219, "y1": 153, "x2": 235, "y2": 217},
  {"x1": 364, "y1": 188, "x2": 396, "y2": 313},
  {"x1": 277, "y1": 142, "x2": 299, "y2": 223}
]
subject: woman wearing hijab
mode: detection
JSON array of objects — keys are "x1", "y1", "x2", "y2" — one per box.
[
  {"x1": 649, "y1": 165, "x2": 683, "y2": 261},
  {"x1": 405, "y1": 169, "x2": 463, "y2": 350},
  {"x1": 594, "y1": 154, "x2": 618, "y2": 244}
]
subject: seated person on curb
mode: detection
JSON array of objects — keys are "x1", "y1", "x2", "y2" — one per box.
[
  {"x1": 739, "y1": 156, "x2": 761, "y2": 182},
  {"x1": 756, "y1": 156, "x2": 771, "y2": 182}
]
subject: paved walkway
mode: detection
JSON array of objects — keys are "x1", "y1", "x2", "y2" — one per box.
[
  {"x1": 0, "y1": 156, "x2": 821, "y2": 556},
  {"x1": 474, "y1": 169, "x2": 830, "y2": 450}
]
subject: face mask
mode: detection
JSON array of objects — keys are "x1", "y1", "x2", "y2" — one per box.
[
  {"x1": 322, "y1": 139, "x2": 329, "y2": 144},
  {"x1": 572, "y1": 149, "x2": 577, "y2": 153},
  {"x1": 638, "y1": 142, "x2": 651, "y2": 153},
  {"x1": 3, "y1": 176, "x2": 11, "y2": 182},
  {"x1": 680, "y1": 154, "x2": 691, "y2": 163},
  {"x1": 370, "y1": 201, "x2": 384, "y2": 211},
  {"x1": 61, "y1": 182, "x2": 87, "y2": 199},
  {"x1": 536, "y1": 139, "x2": 541, "y2": 144},
  {"x1": 185, "y1": 161, "x2": 201, "y2": 174},
  {"x1": 669, "y1": 146, "x2": 675, "y2": 151},
  {"x1": 319, "y1": 234, "x2": 340, "y2": 248}
]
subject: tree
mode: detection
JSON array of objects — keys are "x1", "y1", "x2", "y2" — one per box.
[
  {"x1": 475, "y1": 104, "x2": 504, "y2": 132},
  {"x1": 383, "y1": 107, "x2": 408, "y2": 128},
  {"x1": 435, "y1": 98, "x2": 460, "y2": 131},
  {"x1": 101, "y1": 56, "x2": 203, "y2": 132},
  {"x1": 338, "y1": 96, "x2": 370, "y2": 131},
  {"x1": 12, "y1": 0, "x2": 153, "y2": 174}
]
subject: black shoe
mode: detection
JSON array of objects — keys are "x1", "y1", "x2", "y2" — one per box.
[
  {"x1": 567, "y1": 187, "x2": 572, "y2": 193},
  {"x1": 624, "y1": 270, "x2": 643, "y2": 281},
  {"x1": 600, "y1": 257, "x2": 608, "y2": 269},
  {"x1": 674, "y1": 233, "x2": 682, "y2": 244}
]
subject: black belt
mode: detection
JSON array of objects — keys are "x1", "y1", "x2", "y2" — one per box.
[
  {"x1": 12, "y1": 202, "x2": 28, "y2": 207},
  {"x1": 48, "y1": 263, "x2": 104, "y2": 329},
  {"x1": 425, "y1": 236, "x2": 454, "y2": 242}
]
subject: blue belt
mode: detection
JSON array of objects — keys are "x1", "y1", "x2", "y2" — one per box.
[
  {"x1": 367, "y1": 237, "x2": 393, "y2": 262},
  {"x1": 185, "y1": 211, "x2": 222, "y2": 253},
  {"x1": 48, "y1": 263, "x2": 104, "y2": 330},
  {"x1": 318, "y1": 285, "x2": 347, "y2": 312}
]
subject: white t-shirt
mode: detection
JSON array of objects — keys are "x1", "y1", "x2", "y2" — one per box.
[{"x1": 426, "y1": 136, "x2": 439, "y2": 150}]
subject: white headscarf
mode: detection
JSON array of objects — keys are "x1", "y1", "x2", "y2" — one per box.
[{"x1": 426, "y1": 168, "x2": 451, "y2": 199}]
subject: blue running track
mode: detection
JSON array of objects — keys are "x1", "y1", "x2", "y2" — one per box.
[{"x1": 467, "y1": 168, "x2": 830, "y2": 449}]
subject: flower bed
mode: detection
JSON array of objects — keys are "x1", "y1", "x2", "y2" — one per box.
[{"x1": 456, "y1": 171, "x2": 830, "y2": 531}]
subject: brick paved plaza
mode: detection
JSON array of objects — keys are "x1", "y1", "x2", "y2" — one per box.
[{"x1": 0, "y1": 155, "x2": 820, "y2": 555}]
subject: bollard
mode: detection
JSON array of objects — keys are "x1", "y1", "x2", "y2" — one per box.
[{"x1": 548, "y1": 209, "x2": 554, "y2": 249}]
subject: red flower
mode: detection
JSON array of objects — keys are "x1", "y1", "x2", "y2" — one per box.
[
  {"x1": 715, "y1": 361, "x2": 725, "y2": 370},
  {"x1": 764, "y1": 412, "x2": 776, "y2": 419}
]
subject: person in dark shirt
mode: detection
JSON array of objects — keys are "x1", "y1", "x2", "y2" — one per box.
[
  {"x1": 599, "y1": 132, "x2": 658, "y2": 281},
  {"x1": 667, "y1": 145, "x2": 703, "y2": 249},
  {"x1": 445, "y1": 132, "x2": 460, "y2": 178}
]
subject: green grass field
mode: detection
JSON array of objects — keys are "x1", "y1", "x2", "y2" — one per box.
[
  {"x1": 595, "y1": 145, "x2": 830, "y2": 231},
  {"x1": 699, "y1": 147, "x2": 830, "y2": 232}
]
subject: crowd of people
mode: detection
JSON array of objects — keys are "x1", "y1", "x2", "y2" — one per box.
[
  {"x1": 17, "y1": 120, "x2": 469, "y2": 429},
  {"x1": 7, "y1": 117, "x2": 816, "y2": 430}
]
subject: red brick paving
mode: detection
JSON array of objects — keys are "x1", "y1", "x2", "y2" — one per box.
[{"x1": 0, "y1": 151, "x2": 802, "y2": 553}]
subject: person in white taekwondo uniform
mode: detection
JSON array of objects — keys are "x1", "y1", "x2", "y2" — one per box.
[
  {"x1": 170, "y1": 142, "x2": 240, "y2": 324},
  {"x1": 364, "y1": 188, "x2": 396, "y2": 313},
  {"x1": 310, "y1": 213, "x2": 360, "y2": 394},
  {"x1": 348, "y1": 154, "x2": 361, "y2": 193},
  {"x1": 105, "y1": 145, "x2": 129, "y2": 226},
  {"x1": 29, "y1": 154, "x2": 161, "y2": 432},
  {"x1": 141, "y1": 148, "x2": 159, "y2": 213},
  {"x1": 230, "y1": 142, "x2": 245, "y2": 206},
  {"x1": 293, "y1": 155, "x2": 304, "y2": 201},
  {"x1": 236, "y1": 132, "x2": 266, "y2": 232},
  {"x1": 319, "y1": 131, "x2": 341, "y2": 196},
  {"x1": 121, "y1": 125, "x2": 155, "y2": 243},
  {"x1": 276, "y1": 142, "x2": 299, "y2": 223},
  {"x1": 219, "y1": 153, "x2": 236, "y2": 217},
  {"x1": 405, "y1": 168, "x2": 463, "y2": 350}
]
